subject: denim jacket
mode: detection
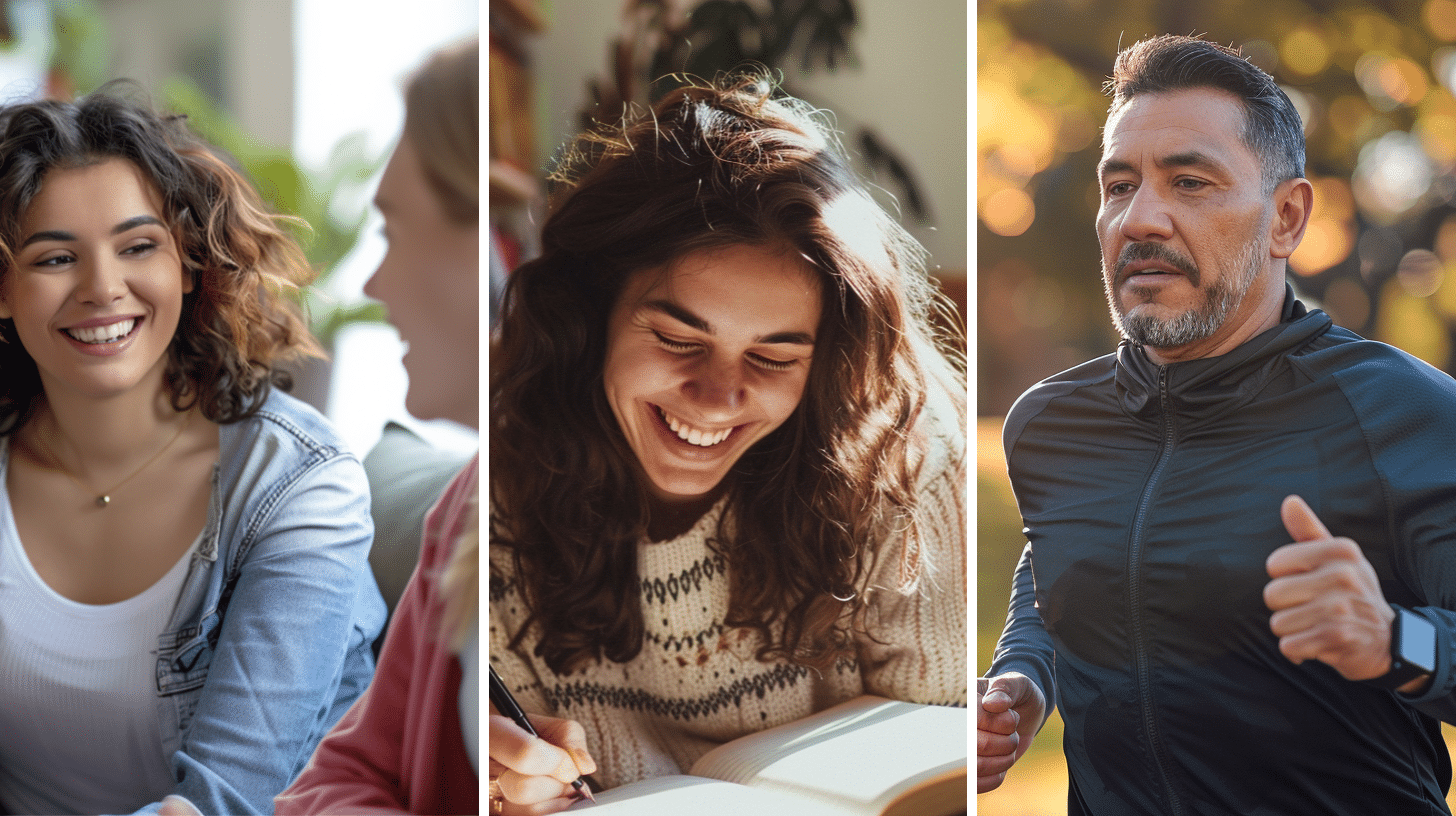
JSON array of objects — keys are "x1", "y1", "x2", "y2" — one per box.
[{"x1": 128, "y1": 389, "x2": 385, "y2": 815}]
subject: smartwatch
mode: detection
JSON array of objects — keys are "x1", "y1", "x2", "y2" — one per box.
[{"x1": 1366, "y1": 605, "x2": 1437, "y2": 691}]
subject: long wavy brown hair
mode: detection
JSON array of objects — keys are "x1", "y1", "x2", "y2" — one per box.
[
  {"x1": 491, "y1": 73, "x2": 965, "y2": 675},
  {"x1": 0, "y1": 86, "x2": 320, "y2": 432}
]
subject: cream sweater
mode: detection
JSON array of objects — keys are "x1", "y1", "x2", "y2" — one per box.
[{"x1": 488, "y1": 397, "x2": 966, "y2": 790}]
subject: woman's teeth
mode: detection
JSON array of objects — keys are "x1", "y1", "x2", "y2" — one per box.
[
  {"x1": 65, "y1": 319, "x2": 135, "y2": 344},
  {"x1": 661, "y1": 409, "x2": 732, "y2": 446}
]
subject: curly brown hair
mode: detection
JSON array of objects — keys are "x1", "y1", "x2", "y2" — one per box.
[
  {"x1": 0, "y1": 85, "x2": 320, "y2": 432},
  {"x1": 491, "y1": 73, "x2": 965, "y2": 675}
]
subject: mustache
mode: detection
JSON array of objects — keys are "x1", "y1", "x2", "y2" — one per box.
[{"x1": 1116, "y1": 242, "x2": 1199, "y2": 287}]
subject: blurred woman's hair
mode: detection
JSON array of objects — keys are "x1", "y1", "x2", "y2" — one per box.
[
  {"x1": 403, "y1": 37, "x2": 479, "y2": 226},
  {"x1": 491, "y1": 71, "x2": 966, "y2": 674},
  {"x1": 0, "y1": 84, "x2": 320, "y2": 431}
]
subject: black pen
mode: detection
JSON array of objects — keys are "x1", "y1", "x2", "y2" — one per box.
[{"x1": 488, "y1": 663, "x2": 595, "y2": 803}]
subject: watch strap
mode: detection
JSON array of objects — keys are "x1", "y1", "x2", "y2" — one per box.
[{"x1": 1365, "y1": 606, "x2": 1437, "y2": 691}]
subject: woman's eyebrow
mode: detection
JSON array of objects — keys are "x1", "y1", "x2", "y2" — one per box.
[
  {"x1": 19, "y1": 229, "x2": 74, "y2": 247},
  {"x1": 643, "y1": 299, "x2": 711, "y2": 332},
  {"x1": 642, "y1": 298, "x2": 814, "y2": 345},
  {"x1": 758, "y1": 330, "x2": 815, "y2": 346},
  {"x1": 20, "y1": 215, "x2": 166, "y2": 248},
  {"x1": 112, "y1": 214, "x2": 165, "y2": 234}
]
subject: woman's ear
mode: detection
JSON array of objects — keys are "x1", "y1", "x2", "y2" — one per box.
[{"x1": 1269, "y1": 177, "x2": 1314, "y2": 261}]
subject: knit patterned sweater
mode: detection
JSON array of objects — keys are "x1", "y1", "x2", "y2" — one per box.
[{"x1": 488, "y1": 394, "x2": 966, "y2": 790}]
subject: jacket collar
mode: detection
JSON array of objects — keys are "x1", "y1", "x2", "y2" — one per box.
[{"x1": 1114, "y1": 283, "x2": 1334, "y2": 420}]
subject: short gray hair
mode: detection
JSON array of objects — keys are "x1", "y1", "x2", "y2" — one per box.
[{"x1": 1106, "y1": 34, "x2": 1305, "y2": 193}]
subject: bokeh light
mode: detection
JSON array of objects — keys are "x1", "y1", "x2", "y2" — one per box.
[
  {"x1": 1356, "y1": 53, "x2": 1430, "y2": 109},
  {"x1": 977, "y1": 14, "x2": 1100, "y2": 241},
  {"x1": 1348, "y1": 10, "x2": 1405, "y2": 55},
  {"x1": 1426, "y1": 0, "x2": 1456, "y2": 41},
  {"x1": 1397, "y1": 248, "x2": 1445, "y2": 297},
  {"x1": 981, "y1": 186, "x2": 1036, "y2": 237},
  {"x1": 1282, "y1": 26, "x2": 1332, "y2": 77},
  {"x1": 1414, "y1": 105, "x2": 1456, "y2": 166},
  {"x1": 1353, "y1": 131, "x2": 1435, "y2": 218},
  {"x1": 1291, "y1": 176, "x2": 1357, "y2": 276},
  {"x1": 1377, "y1": 280, "x2": 1452, "y2": 365},
  {"x1": 1438, "y1": 261, "x2": 1456, "y2": 317}
]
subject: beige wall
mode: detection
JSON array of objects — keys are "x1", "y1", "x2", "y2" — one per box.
[{"x1": 98, "y1": 0, "x2": 294, "y2": 147}]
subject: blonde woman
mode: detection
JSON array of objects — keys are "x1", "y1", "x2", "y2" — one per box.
[{"x1": 270, "y1": 37, "x2": 481, "y2": 815}]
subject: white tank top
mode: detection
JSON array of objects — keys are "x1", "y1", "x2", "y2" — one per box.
[{"x1": 0, "y1": 443, "x2": 199, "y2": 815}]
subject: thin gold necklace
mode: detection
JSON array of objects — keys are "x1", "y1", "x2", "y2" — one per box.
[{"x1": 36, "y1": 410, "x2": 193, "y2": 508}]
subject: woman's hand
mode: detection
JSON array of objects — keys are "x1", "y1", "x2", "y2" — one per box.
[{"x1": 488, "y1": 710, "x2": 597, "y2": 815}]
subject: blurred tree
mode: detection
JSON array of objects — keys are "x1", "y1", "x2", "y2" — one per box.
[
  {"x1": 159, "y1": 77, "x2": 383, "y2": 348},
  {"x1": 979, "y1": 0, "x2": 1456, "y2": 414}
]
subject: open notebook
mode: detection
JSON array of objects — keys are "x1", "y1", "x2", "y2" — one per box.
[{"x1": 567, "y1": 695, "x2": 967, "y2": 816}]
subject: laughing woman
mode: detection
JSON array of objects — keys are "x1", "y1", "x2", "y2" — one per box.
[
  {"x1": 0, "y1": 90, "x2": 384, "y2": 815},
  {"x1": 488, "y1": 74, "x2": 967, "y2": 814}
]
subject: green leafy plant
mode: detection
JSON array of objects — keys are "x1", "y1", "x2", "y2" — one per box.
[{"x1": 158, "y1": 76, "x2": 386, "y2": 348}]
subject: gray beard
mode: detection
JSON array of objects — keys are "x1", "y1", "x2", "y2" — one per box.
[{"x1": 1104, "y1": 238, "x2": 1264, "y2": 350}]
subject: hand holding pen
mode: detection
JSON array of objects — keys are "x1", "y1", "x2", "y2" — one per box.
[{"x1": 489, "y1": 664, "x2": 597, "y2": 811}]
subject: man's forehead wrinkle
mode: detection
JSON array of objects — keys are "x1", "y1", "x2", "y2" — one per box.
[
  {"x1": 1101, "y1": 123, "x2": 1242, "y2": 177},
  {"x1": 1102, "y1": 92, "x2": 1253, "y2": 164},
  {"x1": 1099, "y1": 148, "x2": 1222, "y2": 169},
  {"x1": 1159, "y1": 149, "x2": 1227, "y2": 171}
]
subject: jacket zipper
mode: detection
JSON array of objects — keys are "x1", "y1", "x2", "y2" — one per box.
[{"x1": 1127, "y1": 366, "x2": 1183, "y2": 815}]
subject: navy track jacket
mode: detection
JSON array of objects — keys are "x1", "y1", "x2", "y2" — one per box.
[{"x1": 990, "y1": 289, "x2": 1456, "y2": 815}]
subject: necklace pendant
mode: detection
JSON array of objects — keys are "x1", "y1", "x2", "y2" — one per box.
[{"x1": 96, "y1": 495, "x2": 110, "y2": 508}]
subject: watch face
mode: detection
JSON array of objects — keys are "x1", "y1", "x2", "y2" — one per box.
[{"x1": 1400, "y1": 609, "x2": 1439, "y2": 676}]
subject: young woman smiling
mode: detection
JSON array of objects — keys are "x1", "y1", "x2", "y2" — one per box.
[
  {"x1": 488, "y1": 74, "x2": 968, "y2": 814},
  {"x1": 0, "y1": 90, "x2": 384, "y2": 815}
]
